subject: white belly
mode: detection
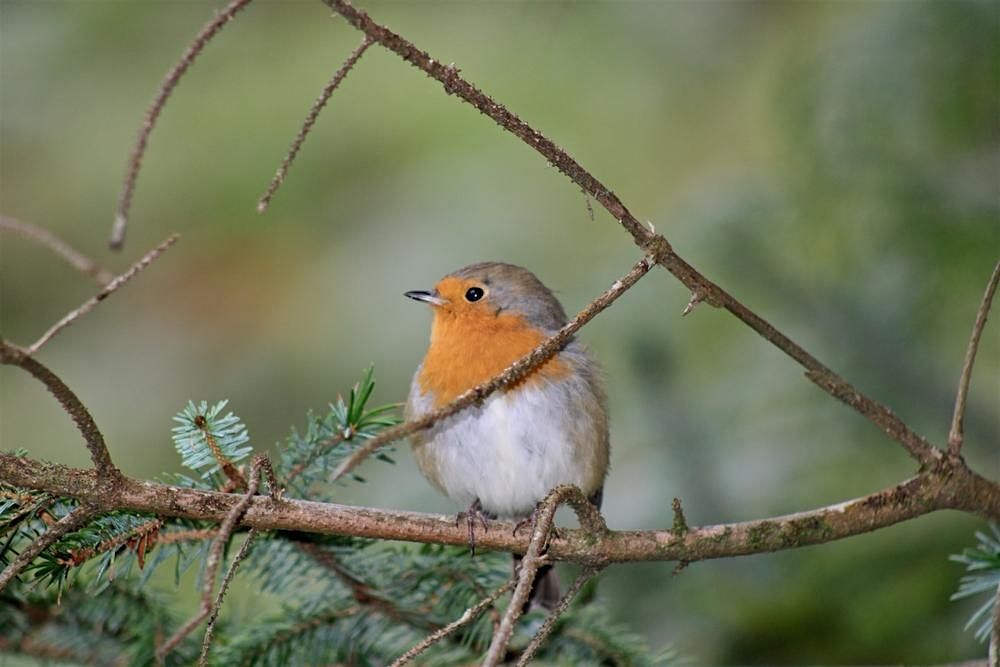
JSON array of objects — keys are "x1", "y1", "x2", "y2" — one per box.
[{"x1": 410, "y1": 383, "x2": 596, "y2": 518}]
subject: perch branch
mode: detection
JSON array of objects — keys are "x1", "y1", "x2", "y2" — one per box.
[
  {"x1": 0, "y1": 216, "x2": 113, "y2": 285},
  {"x1": 0, "y1": 504, "x2": 99, "y2": 592},
  {"x1": 112, "y1": 0, "x2": 253, "y2": 249},
  {"x1": 3, "y1": 454, "x2": 996, "y2": 565},
  {"x1": 257, "y1": 35, "x2": 374, "y2": 213},
  {"x1": 0, "y1": 342, "x2": 122, "y2": 483},
  {"x1": 323, "y1": 0, "x2": 941, "y2": 469},
  {"x1": 948, "y1": 259, "x2": 1000, "y2": 456},
  {"x1": 27, "y1": 234, "x2": 180, "y2": 354},
  {"x1": 331, "y1": 252, "x2": 657, "y2": 481},
  {"x1": 390, "y1": 579, "x2": 515, "y2": 667}
]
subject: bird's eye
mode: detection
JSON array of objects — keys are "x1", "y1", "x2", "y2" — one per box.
[{"x1": 464, "y1": 287, "x2": 485, "y2": 302}]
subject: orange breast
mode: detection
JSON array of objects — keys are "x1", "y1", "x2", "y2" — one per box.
[{"x1": 418, "y1": 309, "x2": 568, "y2": 407}]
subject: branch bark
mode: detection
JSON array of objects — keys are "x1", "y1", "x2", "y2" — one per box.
[{"x1": 3, "y1": 454, "x2": 995, "y2": 567}]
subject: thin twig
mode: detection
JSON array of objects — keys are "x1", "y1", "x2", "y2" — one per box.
[
  {"x1": 483, "y1": 486, "x2": 598, "y2": 666},
  {"x1": 0, "y1": 216, "x2": 113, "y2": 285},
  {"x1": 112, "y1": 0, "x2": 253, "y2": 250},
  {"x1": 158, "y1": 455, "x2": 263, "y2": 661},
  {"x1": 198, "y1": 528, "x2": 259, "y2": 666},
  {"x1": 27, "y1": 234, "x2": 180, "y2": 354},
  {"x1": 390, "y1": 579, "x2": 515, "y2": 667},
  {"x1": 948, "y1": 259, "x2": 1000, "y2": 456},
  {"x1": 0, "y1": 504, "x2": 99, "y2": 592},
  {"x1": 516, "y1": 565, "x2": 603, "y2": 666},
  {"x1": 325, "y1": 0, "x2": 941, "y2": 468},
  {"x1": 331, "y1": 253, "x2": 657, "y2": 481},
  {"x1": 0, "y1": 341, "x2": 122, "y2": 482},
  {"x1": 257, "y1": 35, "x2": 374, "y2": 213}
]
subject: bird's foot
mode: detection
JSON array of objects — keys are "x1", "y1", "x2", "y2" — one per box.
[{"x1": 456, "y1": 498, "x2": 491, "y2": 556}]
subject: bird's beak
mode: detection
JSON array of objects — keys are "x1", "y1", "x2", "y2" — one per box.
[{"x1": 404, "y1": 290, "x2": 448, "y2": 306}]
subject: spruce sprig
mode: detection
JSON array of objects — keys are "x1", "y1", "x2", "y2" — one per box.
[{"x1": 951, "y1": 522, "x2": 1000, "y2": 643}]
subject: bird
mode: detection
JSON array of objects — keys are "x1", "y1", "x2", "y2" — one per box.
[{"x1": 404, "y1": 261, "x2": 609, "y2": 610}]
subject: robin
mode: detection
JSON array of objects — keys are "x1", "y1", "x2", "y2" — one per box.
[{"x1": 404, "y1": 261, "x2": 609, "y2": 610}]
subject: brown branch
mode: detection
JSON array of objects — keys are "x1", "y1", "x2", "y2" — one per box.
[
  {"x1": 485, "y1": 485, "x2": 607, "y2": 666},
  {"x1": 516, "y1": 565, "x2": 603, "y2": 667},
  {"x1": 3, "y1": 453, "x2": 996, "y2": 565},
  {"x1": 0, "y1": 341, "x2": 122, "y2": 483},
  {"x1": 949, "y1": 259, "x2": 1000, "y2": 456},
  {"x1": 199, "y1": 528, "x2": 259, "y2": 666},
  {"x1": 0, "y1": 216, "x2": 113, "y2": 285},
  {"x1": 0, "y1": 504, "x2": 99, "y2": 592},
  {"x1": 391, "y1": 580, "x2": 515, "y2": 667},
  {"x1": 257, "y1": 35, "x2": 374, "y2": 213},
  {"x1": 111, "y1": 0, "x2": 253, "y2": 250},
  {"x1": 331, "y1": 252, "x2": 657, "y2": 481},
  {"x1": 158, "y1": 454, "x2": 262, "y2": 661},
  {"x1": 323, "y1": 0, "x2": 941, "y2": 469},
  {"x1": 27, "y1": 234, "x2": 180, "y2": 354}
]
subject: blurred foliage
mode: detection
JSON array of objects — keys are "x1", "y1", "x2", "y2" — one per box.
[{"x1": 1, "y1": 0, "x2": 997, "y2": 663}]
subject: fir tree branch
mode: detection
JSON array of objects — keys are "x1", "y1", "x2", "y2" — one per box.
[
  {"x1": 3, "y1": 454, "x2": 996, "y2": 565},
  {"x1": 0, "y1": 504, "x2": 99, "y2": 592},
  {"x1": 199, "y1": 528, "x2": 259, "y2": 666},
  {"x1": 26, "y1": 234, "x2": 180, "y2": 354},
  {"x1": 516, "y1": 565, "x2": 603, "y2": 667},
  {"x1": 390, "y1": 579, "x2": 515, "y2": 667},
  {"x1": 0, "y1": 216, "x2": 113, "y2": 285},
  {"x1": 0, "y1": 341, "x2": 123, "y2": 484},
  {"x1": 257, "y1": 35, "x2": 374, "y2": 213},
  {"x1": 112, "y1": 0, "x2": 253, "y2": 250},
  {"x1": 322, "y1": 0, "x2": 942, "y2": 469},
  {"x1": 949, "y1": 259, "x2": 1000, "y2": 456},
  {"x1": 331, "y1": 252, "x2": 657, "y2": 481},
  {"x1": 991, "y1": 579, "x2": 999, "y2": 667}
]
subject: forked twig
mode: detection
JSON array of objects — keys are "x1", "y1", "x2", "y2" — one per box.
[
  {"x1": 158, "y1": 455, "x2": 264, "y2": 661},
  {"x1": 948, "y1": 259, "x2": 1000, "y2": 456},
  {"x1": 483, "y1": 485, "x2": 607, "y2": 666},
  {"x1": 257, "y1": 35, "x2": 374, "y2": 213},
  {"x1": 331, "y1": 253, "x2": 657, "y2": 481},
  {"x1": 112, "y1": 0, "x2": 253, "y2": 249},
  {"x1": 28, "y1": 234, "x2": 180, "y2": 354},
  {"x1": 0, "y1": 341, "x2": 122, "y2": 482},
  {"x1": 0, "y1": 504, "x2": 100, "y2": 592},
  {"x1": 0, "y1": 216, "x2": 113, "y2": 285},
  {"x1": 390, "y1": 579, "x2": 515, "y2": 667},
  {"x1": 515, "y1": 565, "x2": 603, "y2": 666}
]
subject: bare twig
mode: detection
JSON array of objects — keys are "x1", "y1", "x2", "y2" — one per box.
[
  {"x1": 948, "y1": 259, "x2": 1000, "y2": 456},
  {"x1": 390, "y1": 579, "x2": 515, "y2": 667},
  {"x1": 331, "y1": 253, "x2": 657, "y2": 481},
  {"x1": 198, "y1": 528, "x2": 259, "y2": 666},
  {"x1": 27, "y1": 234, "x2": 180, "y2": 354},
  {"x1": 158, "y1": 454, "x2": 263, "y2": 661},
  {"x1": 0, "y1": 504, "x2": 99, "y2": 592},
  {"x1": 483, "y1": 485, "x2": 603, "y2": 666},
  {"x1": 324, "y1": 0, "x2": 941, "y2": 468},
  {"x1": 0, "y1": 216, "x2": 113, "y2": 285},
  {"x1": 516, "y1": 565, "x2": 603, "y2": 666},
  {"x1": 257, "y1": 35, "x2": 374, "y2": 213},
  {"x1": 0, "y1": 341, "x2": 122, "y2": 482},
  {"x1": 112, "y1": 0, "x2": 253, "y2": 249}
]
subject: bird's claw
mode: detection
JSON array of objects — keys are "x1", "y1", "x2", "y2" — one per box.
[{"x1": 456, "y1": 499, "x2": 491, "y2": 556}]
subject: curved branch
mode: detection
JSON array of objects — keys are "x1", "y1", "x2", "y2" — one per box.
[
  {"x1": 323, "y1": 0, "x2": 941, "y2": 469},
  {"x1": 0, "y1": 342, "x2": 122, "y2": 483},
  {"x1": 3, "y1": 454, "x2": 996, "y2": 567},
  {"x1": 0, "y1": 216, "x2": 113, "y2": 285}
]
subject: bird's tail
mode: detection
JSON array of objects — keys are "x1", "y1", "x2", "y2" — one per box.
[{"x1": 513, "y1": 553, "x2": 561, "y2": 612}]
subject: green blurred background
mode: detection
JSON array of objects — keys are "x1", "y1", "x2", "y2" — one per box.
[{"x1": 1, "y1": 0, "x2": 997, "y2": 663}]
